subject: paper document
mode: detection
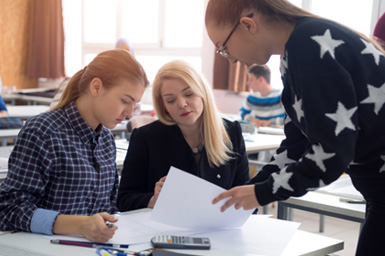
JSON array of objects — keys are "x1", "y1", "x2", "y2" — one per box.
[
  {"x1": 150, "y1": 166, "x2": 254, "y2": 229},
  {"x1": 317, "y1": 174, "x2": 363, "y2": 200}
]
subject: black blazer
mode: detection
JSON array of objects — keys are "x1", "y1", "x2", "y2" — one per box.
[{"x1": 117, "y1": 119, "x2": 250, "y2": 211}]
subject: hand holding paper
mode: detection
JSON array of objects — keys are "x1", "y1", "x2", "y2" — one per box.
[
  {"x1": 150, "y1": 166, "x2": 254, "y2": 230},
  {"x1": 212, "y1": 185, "x2": 260, "y2": 212}
]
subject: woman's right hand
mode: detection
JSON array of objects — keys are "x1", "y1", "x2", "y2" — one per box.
[
  {"x1": 53, "y1": 212, "x2": 118, "y2": 242},
  {"x1": 79, "y1": 212, "x2": 118, "y2": 242},
  {"x1": 147, "y1": 176, "x2": 167, "y2": 208}
]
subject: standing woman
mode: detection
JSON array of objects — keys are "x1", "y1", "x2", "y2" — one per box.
[
  {"x1": 0, "y1": 49, "x2": 148, "y2": 242},
  {"x1": 205, "y1": 0, "x2": 385, "y2": 254},
  {"x1": 117, "y1": 60, "x2": 249, "y2": 211}
]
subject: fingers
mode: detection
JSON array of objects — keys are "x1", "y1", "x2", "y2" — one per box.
[
  {"x1": 99, "y1": 212, "x2": 118, "y2": 223},
  {"x1": 212, "y1": 190, "x2": 233, "y2": 204},
  {"x1": 82, "y1": 213, "x2": 117, "y2": 242},
  {"x1": 212, "y1": 186, "x2": 260, "y2": 212}
]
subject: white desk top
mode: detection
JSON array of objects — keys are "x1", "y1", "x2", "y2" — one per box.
[
  {"x1": 0, "y1": 219, "x2": 343, "y2": 256},
  {"x1": 244, "y1": 132, "x2": 285, "y2": 154},
  {"x1": 7, "y1": 105, "x2": 50, "y2": 119}
]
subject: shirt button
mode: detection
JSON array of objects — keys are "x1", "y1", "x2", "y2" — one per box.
[{"x1": 216, "y1": 174, "x2": 221, "y2": 179}]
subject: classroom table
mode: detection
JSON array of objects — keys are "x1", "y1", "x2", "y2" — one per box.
[
  {"x1": 244, "y1": 132, "x2": 285, "y2": 154},
  {"x1": 277, "y1": 176, "x2": 366, "y2": 232},
  {"x1": 7, "y1": 105, "x2": 50, "y2": 119},
  {"x1": 0, "y1": 208, "x2": 343, "y2": 256},
  {"x1": 3, "y1": 93, "x2": 53, "y2": 105}
]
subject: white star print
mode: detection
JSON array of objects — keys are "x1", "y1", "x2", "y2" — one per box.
[
  {"x1": 280, "y1": 52, "x2": 288, "y2": 77},
  {"x1": 361, "y1": 38, "x2": 382, "y2": 66},
  {"x1": 311, "y1": 29, "x2": 345, "y2": 59},
  {"x1": 306, "y1": 144, "x2": 335, "y2": 172},
  {"x1": 270, "y1": 150, "x2": 297, "y2": 169},
  {"x1": 380, "y1": 155, "x2": 385, "y2": 173},
  {"x1": 360, "y1": 83, "x2": 385, "y2": 115},
  {"x1": 284, "y1": 115, "x2": 292, "y2": 125},
  {"x1": 272, "y1": 167, "x2": 294, "y2": 194},
  {"x1": 292, "y1": 94, "x2": 304, "y2": 123},
  {"x1": 325, "y1": 101, "x2": 357, "y2": 136}
]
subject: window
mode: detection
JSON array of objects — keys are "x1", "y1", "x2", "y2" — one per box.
[
  {"x1": 266, "y1": 0, "x2": 381, "y2": 90},
  {"x1": 63, "y1": 0, "x2": 205, "y2": 82}
]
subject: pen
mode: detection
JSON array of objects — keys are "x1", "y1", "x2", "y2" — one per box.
[
  {"x1": 50, "y1": 239, "x2": 129, "y2": 249},
  {"x1": 339, "y1": 198, "x2": 366, "y2": 204}
]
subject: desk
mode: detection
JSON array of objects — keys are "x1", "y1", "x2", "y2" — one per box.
[
  {"x1": 277, "y1": 191, "x2": 366, "y2": 224},
  {"x1": 244, "y1": 132, "x2": 284, "y2": 154},
  {"x1": 0, "y1": 219, "x2": 343, "y2": 256},
  {"x1": 3, "y1": 93, "x2": 53, "y2": 105},
  {"x1": 7, "y1": 105, "x2": 50, "y2": 119},
  {"x1": 0, "y1": 129, "x2": 20, "y2": 146}
]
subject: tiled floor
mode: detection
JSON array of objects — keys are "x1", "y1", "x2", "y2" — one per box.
[{"x1": 262, "y1": 204, "x2": 361, "y2": 256}]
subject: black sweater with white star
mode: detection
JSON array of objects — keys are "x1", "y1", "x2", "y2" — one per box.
[{"x1": 250, "y1": 17, "x2": 385, "y2": 206}]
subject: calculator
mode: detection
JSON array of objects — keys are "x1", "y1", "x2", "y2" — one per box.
[{"x1": 151, "y1": 235, "x2": 211, "y2": 250}]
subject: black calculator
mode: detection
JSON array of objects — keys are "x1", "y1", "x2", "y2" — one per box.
[{"x1": 151, "y1": 235, "x2": 211, "y2": 250}]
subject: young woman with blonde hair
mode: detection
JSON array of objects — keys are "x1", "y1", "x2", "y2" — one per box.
[
  {"x1": 118, "y1": 60, "x2": 249, "y2": 211},
  {"x1": 205, "y1": 0, "x2": 385, "y2": 254},
  {"x1": 0, "y1": 49, "x2": 148, "y2": 242}
]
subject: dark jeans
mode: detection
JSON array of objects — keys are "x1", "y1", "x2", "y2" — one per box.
[{"x1": 350, "y1": 174, "x2": 385, "y2": 256}]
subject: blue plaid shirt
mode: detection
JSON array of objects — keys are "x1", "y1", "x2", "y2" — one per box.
[{"x1": 0, "y1": 101, "x2": 119, "y2": 234}]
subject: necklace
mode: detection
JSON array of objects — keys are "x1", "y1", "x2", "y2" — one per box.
[{"x1": 192, "y1": 144, "x2": 204, "y2": 154}]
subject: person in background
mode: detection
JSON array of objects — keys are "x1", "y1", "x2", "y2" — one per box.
[
  {"x1": 0, "y1": 49, "x2": 149, "y2": 242},
  {"x1": 0, "y1": 96, "x2": 8, "y2": 117},
  {"x1": 116, "y1": 38, "x2": 135, "y2": 55},
  {"x1": 117, "y1": 60, "x2": 250, "y2": 211},
  {"x1": 116, "y1": 38, "x2": 141, "y2": 117},
  {"x1": 205, "y1": 0, "x2": 385, "y2": 254},
  {"x1": 373, "y1": 12, "x2": 385, "y2": 49},
  {"x1": 240, "y1": 64, "x2": 285, "y2": 127}
]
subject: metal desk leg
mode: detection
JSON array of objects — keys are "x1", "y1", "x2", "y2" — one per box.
[
  {"x1": 319, "y1": 214, "x2": 325, "y2": 232},
  {"x1": 277, "y1": 202, "x2": 288, "y2": 220}
]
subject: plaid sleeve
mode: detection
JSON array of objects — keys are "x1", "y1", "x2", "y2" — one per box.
[{"x1": 0, "y1": 127, "x2": 53, "y2": 232}]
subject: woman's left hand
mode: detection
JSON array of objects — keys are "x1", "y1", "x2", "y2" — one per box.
[{"x1": 212, "y1": 185, "x2": 260, "y2": 212}]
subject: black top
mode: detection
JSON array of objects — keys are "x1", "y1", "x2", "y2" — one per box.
[
  {"x1": 250, "y1": 17, "x2": 385, "y2": 206},
  {"x1": 118, "y1": 119, "x2": 250, "y2": 211}
]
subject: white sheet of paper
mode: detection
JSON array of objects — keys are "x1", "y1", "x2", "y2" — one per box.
[
  {"x1": 150, "y1": 166, "x2": 254, "y2": 229},
  {"x1": 129, "y1": 214, "x2": 300, "y2": 256},
  {"x1": 109, "y1": 210, "x2": 201, "y2": 244}
]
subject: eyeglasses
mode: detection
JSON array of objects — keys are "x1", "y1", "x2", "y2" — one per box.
[{"x1": 216, "y1": 13, "x2": 254, "y2": 59}]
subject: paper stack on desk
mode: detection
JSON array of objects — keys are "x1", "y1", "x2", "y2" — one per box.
[
  {"x1": 108, "y1": 167, "x2": 300, "y2": 255},
  {"x1": 150, "y1": 166, "x2": 254, "y2": 229}
]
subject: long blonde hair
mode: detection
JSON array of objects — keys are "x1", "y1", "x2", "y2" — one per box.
[
  {"x1": 152, "y1": 60, "x2": 233, "y2": 167},
  {"x1": 52, "y1": 49, "x2": 149, "y2": 110},
  {"x1": 205, "y1": 0, "x2": 385, "y2": 55}
]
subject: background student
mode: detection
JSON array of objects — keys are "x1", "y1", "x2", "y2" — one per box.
[
  {"x1": 240, "y1": 64, "x2": 285, "y2": 127},
  {"x1": 205, "y1": 0, "x2": 385, "y2": 254},
  {"x1": 117, "y1": 60, "x2": 250, "y2": 211},
  {"x1": 0, "y1": 95, "x2": 8, "y2": 117},
  {"x1": 0, "y1": 49, "x2": 148, "y2": 242}
]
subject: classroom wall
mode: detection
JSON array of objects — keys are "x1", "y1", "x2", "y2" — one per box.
[{"x1": 0, "y1": 0, "x2": 38, "y2": 90}]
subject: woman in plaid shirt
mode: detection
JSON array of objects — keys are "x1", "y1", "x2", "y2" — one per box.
[{"x1": 0, "y1": 49, "x2": 148, "y2": 242}]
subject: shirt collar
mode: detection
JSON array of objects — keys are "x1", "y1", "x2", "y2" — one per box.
[{"x1": 65, "y1": 101, "x2": 100, "y2": 144}]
